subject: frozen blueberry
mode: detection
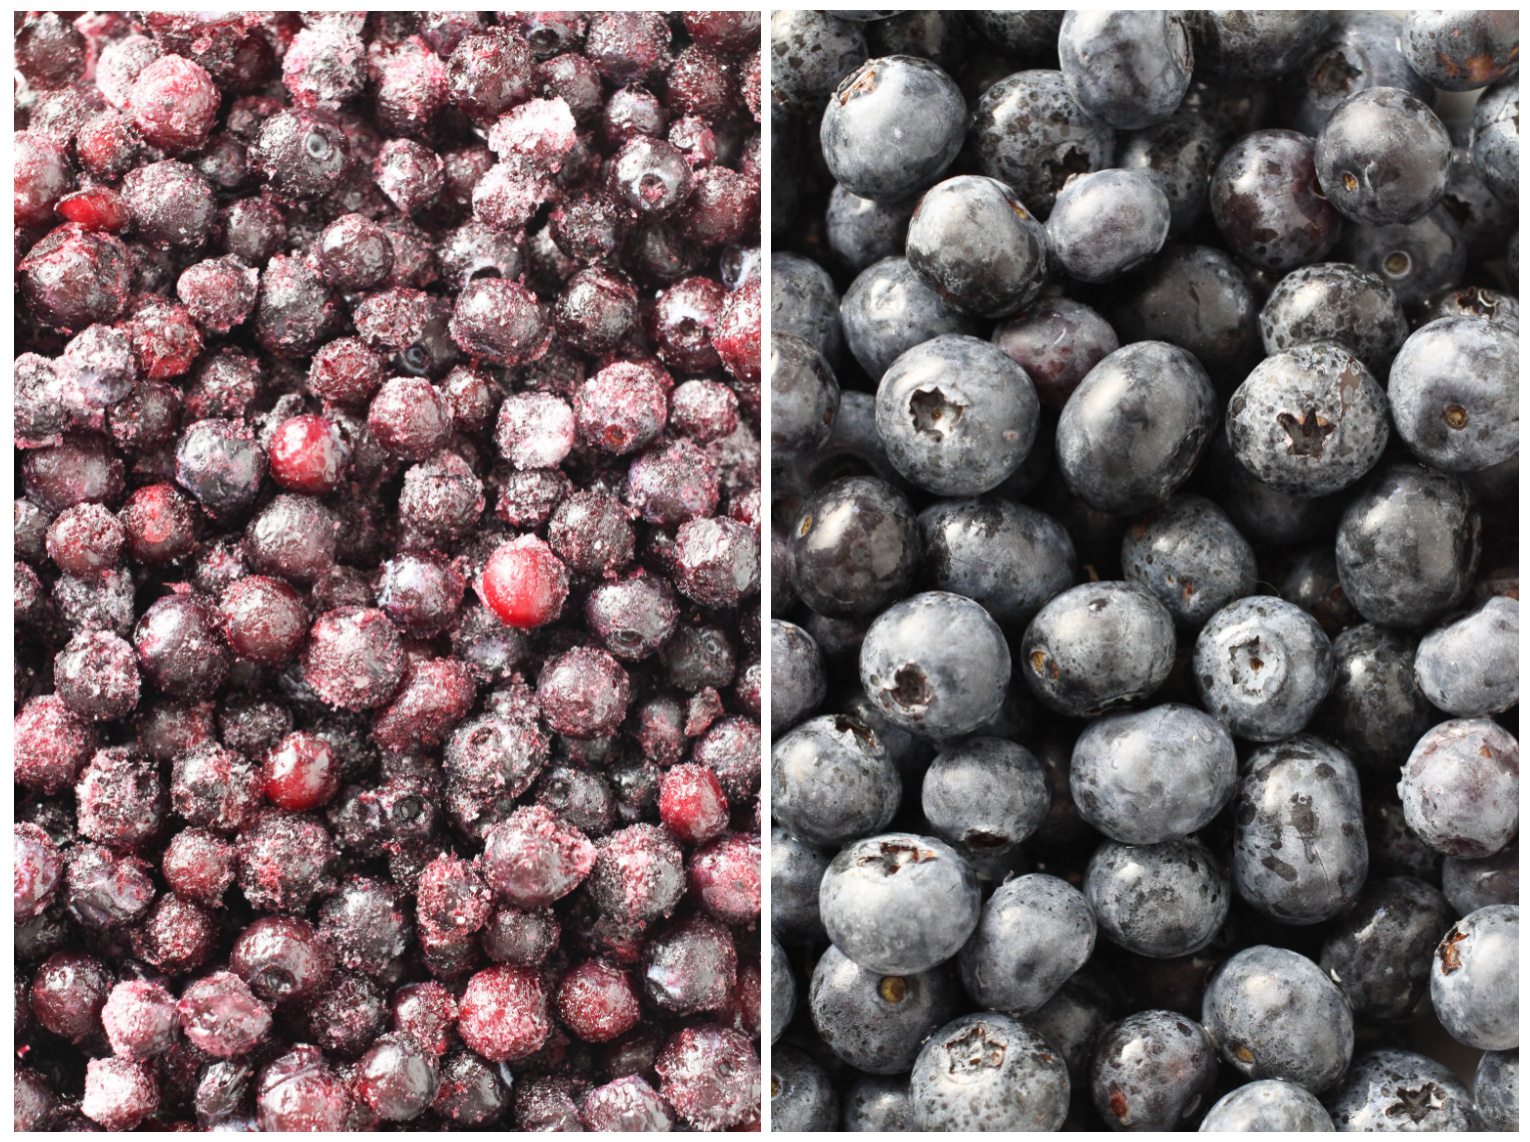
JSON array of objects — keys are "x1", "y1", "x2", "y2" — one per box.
[
  {"x1": 1403, "y1": 10, "x2": 1520, "y2": 91},
  {"x1": 1474, "y1": 1049, "x2": 1519, "y2": 1132},
  {"x1": 1045, "y1": 169, "x2": 1171, "y2": 283},
  {"x1": 1283, "y1": 13, "x2": 1434, "y2": 137},
  {"x1": 771, "y1": 714, "x2": 900, "y2": 849},
  {"x1": 1194, "y1": 596, "x2": 1335, "y2": 741},
  {"x1": 1442, "y1": 845, "x2": 1519, "y2": 916},
  {"x1": 1388, "y1": 316, "x2": 1519, "y2": 473},
  {"x1": 1086, "y1": 837, "x2": 1230, "y2": 959},
  {"x1": 904, "y1": 175, "x2": 1048, "y2": 319},
  {"x1": 1414, "y1": 597, "x2": 1518, "y2": 717},
  {"x1": 920, "y1": 737, "x2": 1049, "y2": 858},
  {"x1": 839, "y1": 256, "x2": 977, "y2": 381},
  {"x1": 1335, "y1": 463, "x2": 1481, "y2": 629},
  {"x1": 1316, "y1": 624, "x2": 1438, "y2": 771},
  {"x1": 1121, "y1": 495, "x2": 1258, "y2": 630},
  {"x1": 1058, "y1": 11, "x2": 1193, "y2": 130},
  {"x1": 1057, "y1": 341, "x2": 1218, "y2": 514},
  {"x1": 1471, "y1": 77, "x2": 1519, "y2": 207},
  {"x1": 1325, "y1": 1049, "x2": 1479, "y2": 1130},
  {"x1": 819, "y1": 832, "x2": 981, "y2": 975},
  {"x1": 1316, "y1": 88, "x2": 1451, "y2": 225},
  {"x1": 1319, "y1": 876, "x2": 1455, "y2": 1024},
  {"x1": 1232, "y1": 736, "x2": 1369, "y2": 925},
  {"x1": 769, "y1": 331, "x2": 840, "y2": 463},
  {"x1": 1258, "y1": 262, "x2": 1410, "y2": 377},
  {"x1": 1021, "y1": 581, "x2": 1176, "y2": 718},
  {"x1": 820, "y1": 55, "x2": 965, "y2": 202},
  {"x1": 859, "y1": 591, "x2": 1011, "y2": 740},
  {"x1": 956, "y1": 873, "x2": 1095, "y2": 1014},
  {"x1": 771, "y1": 1044, "x2": 839, "y2": 1130},
  {"x1": 771, "y1": 827, "x2": 830, "y2": 945},
  {"x1": 1210, "y1": 129, "x2": 1342, "y2": 271},
  {"x1": 874, "y1": 334, "x2": 1040, "y2": 496},
  {"x1": 842, "y1": 1073, "x2": 914, "y2": 1131},
  {"x1": 1091, "y1": 1010, "x2": 1219, "y2": 1130},
  {"x1": 917, "y1": 498, "x2": 1077, "y2": 630},
  {"x1": 910, "y1": 1013, "x2": 1070, "y2": 1131},
  {"x1": 1335, "y1": 205, "x2": 1468, "y2": 309},
  {"x1": 968, "y1": 68, "x2": 1116, "y2": 219},
  {"x1": 1070, "y1": 703, "x2": 1236, "y2": 845},
  {"x1": 788, "y1": 476, "x2": 920, "y2": 619},
  {"x1": 1202, "y1": 945, "x2": 1354, "y2": 1092},
  {"x1": 1198, "y1": 1079, "x2": 1335, "y2": 1131},
  {"x1": 1399, "y1": 718, "x2": 1519, "y2": 859},
  {"x1": 809, "y1": 945, "x2": 961, "y2": 1074}
]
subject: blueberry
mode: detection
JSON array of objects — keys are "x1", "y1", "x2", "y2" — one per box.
[
  {"x1": 1058, "y1": 11, "x2": 1193, "y2": 130},
  {"x1": 842, "y1": 1073, "x2": 914, "y2": 1131},
  {"x1": 837, "y1": 687, "x2": 934, "y2": 784},
  {"x1": 1471, "y1": 78, "x2": 1519, "y2": 207},
  {"x1": 1022, "y1": 581, "x2": 1176, "y2": 718},
  {"x1": 1324, "y1": 1049, "x2": 1478, "y2": 1130},
  {"x1": 1117, "y1": 105, "x2": 1222, "y2": 235},
  {"x1": 818, "y1": 832, "x2": 981, "y2": 975},
  {"x1": 1315, "y1": 624, "x2": 1438, "y2": 771},
  {"x1": 1210, "y1": 129, "x2": 1343, "y2": 271},
  {"x1": 858, "y1": 591, "x2": 1011, "y2": 740},
  {"x1": 1109, "y1": 245, "x2": 1262, "y2": 385},
  {"x1": 910, "y1": 1013, "x2": 1070, "y2": 1131},
  {"x1": 770, "y1": 826, "x2": 830, "y2": 945},
  {"x1": 1403, "y1": 10, "x2": 1520, "y2": 91},
  {"x1": 1121, "y1": 495, "x2": 1258, "y2": 630},
  {"x1": 967, "y1": 12, "x2": 1064, "y2": 62},
  {"x1": 1274, "y1": 544, "x2": 1357, "y2": 636},
  {"x1": 1232, "y1": 736, "x2": 1368, "y2": 925},
  {"x1": 770, "y1": 620, "x2": 826, "y2": 736},
  {"x1": 920, "y1": 737, "x2": 1049, "y2": 859},
  {"x1": 1281, "y1": 13, "x2": 1435, "y2": 137},
  {"x1": 1070, "y1": 703, "x2": 1237, "y2": 845},
  {"x1": 991, "y1": 296, "x2": 1120, "y2": 410},
  {"x1": 777, "y1": 390, "x2": 909, "y2": 503},
  {"x1": 771, "y1": 1044, "x2": 840, "y2": 1130},
  {"x1": 769, "y1": 10, "x2": 867, "y2": 114},
  {"x1": 772, "y1": 251, "x2": 843, "y2": 365},
  {"x1": 1434, "y1": 904, "x2": 1520, "y2": 1051},
  {"x1": 769, "y1": 330, "x2": 841, "y2": 463},
  {"x1": 839, "y1": 256, "x2": 977, "y2": 382},
  {"x1": 1316, "y1": 87, "x2": 1452, "y2": 225},
  {"x1": 826, "y1": 186, "x2": 914, "y2": 275},
  {"x1": 918, "y1": 498, "x2": 1076, "y2": 631},
  {"x1": 1474, "y1": 1049, "x2": 1519, "y2": 1132},
  {"x1": 864, "y1": 11, "x2": 967, "y2": 71},
  {"x1": 956, "y1": 873, "x2": 1095, "y2": 1014},
  {"x1": 1399, "y1": 718, "x2": 1519, "y2": 859},
  {"x1": 1045, "y1": 169, "x2": 1171, "y2": 283},
  {"x1": 1189, "y1": 11, "x2": 1334, "y2": 82},
  {"x1": 1336, "y1": 463, "x2": 1481, "y2": 629},
  {"x1": 968, "y1": 69, "x2": 1115, "y2": 218},
  {"x1": 769, "y1": 934, "x2": 793, "y2": 1045},
  {"x1": 789, "y1": 475, "x2": 920, "y2": 619},
  {"x1": 1388, "y1": 316, "x2": 1519, "y2": 473},
  {"x1": 1442, "y1": 844, "x2": 1519, "y2": 916},
  {"x1": 1198, "y1": 1079, "x2": 1336, "y2": 1131},
  {"x1": 1258, "y1": 262, "x2": 1410, "y2": 376},
  {"x1": 874, "y1": 334, "x2": 1040, "y2": 496},
  {"x1": 904, "y1": 175, "x2": 1048, "y2": 319},
  {"x1": 1202, "y1": 945, "x2": 1354, "y2": 1091},
  {"x1": 1028, "y1": 976, "x2": 1113, "y2": 1090},
  {"x1": 1091, "y1": 1009, "x2": 1219, "y2": 1130},
  {"x1": 1319, "y1": 876, "x2": 1456, "y2": 1023},
  {"x1": 808, "y1": 945, "x2": 961, "y2": 1074},
  {"x1": 1057, "y1": 341, "x2": 1218, "y2": 514},
  {"x1": 820, "y1": 55, "x2": 966, "y2": 202},
  {"x1": 770, "y1": 714, "x2": 900, "y2": 849},
  {"x1": 1336, "y1": 205, "x2": 1468, "y2": 309},
  {"x1": 1413, "y1": 597, "x2": 1519, "y2": 717},
  {"x1": 1420, "y1": 284, "x2": 1520, "y2": 328},
  {"x1": 1196, "y1": 595, "x2": 1334, "y2": 740},
  {"x1": 1441, "y1": 134, "x2": 1518, "y2": 261},
  {"x1": 1085, "y1": 837, "x2": 1230, "y2": 959}
]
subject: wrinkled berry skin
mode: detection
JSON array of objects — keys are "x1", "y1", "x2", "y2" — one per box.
[
  {"x1": 808, "y1": 944, "x2": 960, "y2": 1075},
  {"x1": 1092, "y1": 1010, "x2": 1219, "y2": 1131},
  {"x1": 910, "y1": 1013, "x2": 1070, "y2": 1131},
  {"x1": 820, "y1": 55, "x2": 966, "y2": 202},
  {"x1": 1202, "y1": 945, "x2": 1354, "y2": 1092},
  {"x1": 1022, "y1": 581, "x2": 1176, "y2": 719},
  {"x1": 1232, "y1": 736, "x2": 1369, "y2": 925},
  {"x1": 1258, "y1": 261, "x2": 1409, "y2": 377},
  {"x1": 1325, "y1": 1049, "x2": 1478, "y2": 1130},
  {"x1": 1319, "y1": 876, "x2": 1455, "y2": 1024},
  {"x1": 1388, "y1": 316, "x2": 1519, "y2": 474},
  {"x1": 1315, "y1": 87, "x2": 1451, "y2": 226},
  {"x1": 1199, "y1": 1079, "x2": 1335, "y2": 1131},
  {"x1": 905, "y1": 175, "x2": 1048, "y2": 319}
]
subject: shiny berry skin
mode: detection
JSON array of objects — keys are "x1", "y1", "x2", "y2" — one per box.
[
  {"x1": 480, "y1": 535, "x2": 570, "y2": 630},
  {"x1": 659, "y1": 764, "x2": 731, "y2": 844},
  {"x1": 262, "y1": 731, "x2": 340, "y2": 811},
  {"x1": 356, "y1": 1031, "x2": 442, "y2": 1121},
  {"x1": 268, "y1": 415, "x2": 350, "y2": 496},
  {"x1": 31, "y1": 951, "x2": 114, "y2": 1043},
  {"x1": 221, "y1": 575, "x2": 309, "y2": 666}
]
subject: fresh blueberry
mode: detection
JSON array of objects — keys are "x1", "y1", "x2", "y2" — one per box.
[
  {"x1": 1045, "y1": 169, "x2": 1171, "y2": 283},
  {"x1": 1388, "y1": 316, "x2": 1519, "y2": 473},
  {"x1": 920, "y1": 737, "x2": 1049, "y2": 861},
  {"x1": 808, "y1": 945, "x2": 961, "y2": 1074},
  {"x1": 820, "y1": 55, "x2": 966, "y2": 202},
  {"x1": 1199, "y1": 1079, "x2": 1335, "y2": 1131},
  {"x1": 1202, "y1": 945, "x2": 1354, "y2": 1091},
  {"x1": 1086, "y1": 837, "x2": 1230, "y2": 959},
  {"x1": 1474, "y1": 1049, "x2": 1519, "y2": 1132},
  {"x1": 772, "y1": 250, "x2": 843, "y2": 365},
  {"x1": 1091, "y1": 1009, "x2": 1219, "y2": 1130},
  {"x1": 1028, "y1": 975, "x2": 1113, "y2": 1091},
  {"x1": 1194, "y1": 596, "x2": 1334, "y2": 741},
  {"x1": 1210, "y1": 129, "x2": 1343, "y2": 271},
  {"x1": 770, "y1": 620, "x2": 826, "y2": 736},
  {"x1": 1442, "y1": 844, "x2": 1519, "y2": 916},
  {"x1": 910, "y1": 1013, "x2": 1070, "y2": 1131},
  {"x1": 1258, "y1": 261, "x2": 1410, "y2": 376},
  {"x1": 788, "y1": 475, "x2": 920, "y2": 619},
  {"x1": 818, "y1": 832, "x2": 981, "y2": 975},
  {"x1": 1420, "y1": 283, "x2": 1520, "y2": 328},
  {"x1": 770, "y1": 330, "x2": 841, "y2": 464},
  {"x1": 991, "y1": 296, "x2": 1120, "y2": 410},
  {"x1": 918, "y1": 498, "x2": 1077, "y2": 630},
  {"x1": 1319, "y1": 876, "x2": 1456, "y2": 1023},
  {"x1": 770, "y1": 934, "x2": 794, "y2": 1045},
  {"x1": 1316, "y1": 87, "x2": 1452, "y2": 225},
  {"x1": 1121, "y1": 495, "x2": 1258, "y2": 630},
  {"x1": 1413, "y1": 597, "x2": 1519, "y2": 717},
  {"x1": 1399, "y1": 718, "x2": 1518, "y2": 859},
  {"x1": 841, "y1": 1073, "x2": 914, "y2": 1131},
  {"x1": 1335, "y1": 205, "x2": 1468, "y2": 308},
  {"x1": 1070, "y1": 703, "x2": 1237, "y2": 845},
  {"x1": 771, "y1": 714, "x2": 900, "y2": 849},
  {"x1": 904, "y1": 175, "x2": 1048, "y2": 319},
  {"x1": 770, "y1": 9, "x2": 867, "y2": 114},
  {"x1": 826, "y1": 185, "x2": 914, "y2": 275},
  {"x1": 1109, "y1": 245, "x2": 1262, "y2": 386},
  {"x1": 1471, "y1": 77, "x2": 1519, "y2": 207},
  {"x1": 1058, "y1": 11, "x2": 1193, "y2": 130},
  {"x1": 1403, "y1": 10, "x2": 1520, "y2": 91},
  {"x1": 771, "y1": 826, "x2": 830, "y2": 945},
  {"x1": 1189, "y1": 11, "x2": 1334, "y2": 82},
  {"x1": 1324, "y1": 1049, "x2": 1479, "y2": 1130},
  {"x1": 956, "y1": 873, "x2": 1096, "y2": 1014},
  {"x1": 1057, "y1": 341, "x2": 1218, "y2": 514},
  {"x1": 839, "y1": 256, "x2": 978, "y2": 382},
  {"x1": 771, "y1": 1044, "x2": 840, "y2": 1130},
  {"x1": 1432, "y1": 904, "x2": 1520, "y2": 1051},
  {"x1": 1022, "y1": 581, "x2": 1177, "y2": 718},
  {"x1": 1282, "y1": 13, "x2": 1435, "y2": 137},
  {"x1": 858, "y1": 591, "x2": 1011, "y2": 740},
  {"x1": 874, "y1": 334, "x2": 1040, "y2": 496},
  {"x1": 1315, "y1": 624, "x2": 1439, "y2": 771},
  {"x1": 1118, "y1": 104, "x2": 1222, "y2": 235}
]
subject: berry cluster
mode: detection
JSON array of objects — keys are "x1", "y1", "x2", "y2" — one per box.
[
  {"x1": 15, "y1": 10, "x2": 760, "y2": 1131},
  {"x1": 770, "y1": 9, "x2": 1517, "y2": 1133}
]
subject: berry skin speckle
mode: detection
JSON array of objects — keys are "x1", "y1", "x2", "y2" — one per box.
[{"x1": 480, "y1": 534, "x2": 570, "y2": 629}]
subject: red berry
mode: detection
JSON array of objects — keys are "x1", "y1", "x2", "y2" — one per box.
[
  {"x1": 480, "y1": 535, "x2": 570, "y2": 629},
  {"x1": 658, "y1": 763, "x2": 730, "y2": 844},
  {"x1": 262, "y1": 731, "x2": 340, "y2": 811},
  {"x1": 268, "y1": 414, "x2": 350, "y2": 495}
]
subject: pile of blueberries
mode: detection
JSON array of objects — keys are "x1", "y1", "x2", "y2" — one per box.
[
  {"x1": 770, "y1": 9, "x2": 1518, "y2": 1132},
  {"x1": 14, "y1": 10, "x2": 763, "y2": 1132}
]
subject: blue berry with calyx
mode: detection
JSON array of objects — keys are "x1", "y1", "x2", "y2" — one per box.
[
  {"x1": 1194, "y1": 596, "x2": 1334, "y2": 741},
  {"x1": 1315, "y1": 87, "x2": 1452, "y2": 226},
  {"x1": 1430, "y1": 904, "x2": 1519, "y2": 1051},
  {"x1": 1325, "y1": 1049, "x2": 1478, "y2": 1130},
  {"x1": 808, "y1": 944, "x2": 961, "y2": 1074},
  {"x1": 910, "y1": 1013, "x2": 1070, "y2": 1131},
  {"x1": 1388, "y1": 315, "x2": 1519, "y2": 474}
]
